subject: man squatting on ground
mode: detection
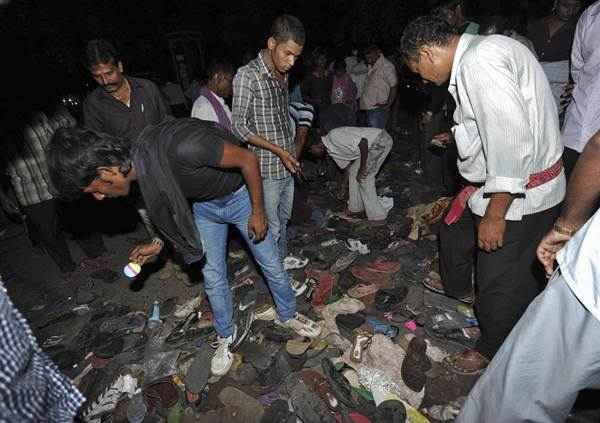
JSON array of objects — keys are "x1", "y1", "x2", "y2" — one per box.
[{"x1": 47, "y1": 118, "x2": 321, "y2": 378}]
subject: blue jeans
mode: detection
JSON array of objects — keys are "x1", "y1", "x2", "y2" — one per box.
[
  {"x1": 262, "y1": 176, "x2": 294, "y2": 260},
  {"x1": 366, "y1": 108, "x2": 388, "y2": 129},
  {"x1": 193, "y1": 186, "x2": 296, "y2": 338}
]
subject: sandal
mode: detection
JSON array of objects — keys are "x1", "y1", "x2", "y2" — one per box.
[
  {"x1": 347, "y1": 283, "x2": 379, "y2": 299},
  {"x1": 330, "y1": 251, "x2": 360, "y2": 273},
  {"x1": 365, "y1": 258, "x2": 401, "y2": 274},
  {"x1": 423, "y1": 271, "x2": 474, "y2": 304},
  {"x1": 301, "y1": 369, "x2": 339, "y2": 411},
  {"x1": 350, "y1": 329, "x2": 372, "y2": 363},
  {"x1": 443, "y1": 349, "x2": 489, "y2": 375}
]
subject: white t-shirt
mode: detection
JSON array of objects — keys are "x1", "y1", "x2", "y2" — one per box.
[
  {"x1": 322, "y1": 126, "x2": 383, "y2": 168},
  {"x1": 557, "y1": 209, "x2": 600, "y2": 323},
  {"x1": 190, "y1": 90, "x2": 232, "y2": 123}
]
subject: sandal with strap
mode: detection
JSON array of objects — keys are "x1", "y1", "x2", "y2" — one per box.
[{"x1": 443, "y1": 349, "x2": 489, "y2": 375}]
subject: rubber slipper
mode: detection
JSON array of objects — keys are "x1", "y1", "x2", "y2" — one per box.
[
  {"x1": 301, "y1": 369, "x2": 339, "y2": 411},
  {"x1": 184, "y1": 343, "x2": 213, "y2": 394},
  {"x1": 330, "y1": 251, "x2": 360, "y2": 273},
  {"x1": 99, "y1": 311, "x2": 146, "y2": 334},
  {"x1": 443, "y1": 349, "x2": 489, "y2": 375},
  {"x1": 365, "y1": 316, "x2": 399, "y2": 338},
  {"x1": 286, "y1": 337, "x2": 312, "y2": 356},
  {"x1": 283, "y1": 255, "x2": 309, "y2": 270},
  {"x1": 350, "y1": 267, "x2": 392, "y2": 287},
  {"x1": 143, "y1": 376, "x2": 179, "y2": 414},
  {"x1": 375, "y1": 287, "x2": 408, "y2": 312},
  {"x1": 335, "y1": 313, "x2": 366, "y2": 340},
  {"x1": 305, "y1": 268, "x2": 338, "y2": 306},
  {"x1": 347, "y1": 283, "x2": 379, "y2": 299},
  {"x1": 350, "y1": 329, "x2": 372, "y2": 363},
  {"x1": 400, "y1": 337, "x2": 431, "y2": 392},
  {"x1": 364, "y1": 258, "x2": 401, "y2": 274},
  {"x1": 373, "y1": 399, "x2": 406, "y2": 423}
]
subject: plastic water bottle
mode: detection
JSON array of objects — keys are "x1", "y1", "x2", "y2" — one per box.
[{"x1": 147, "y1": 300, "x2": 162, "y2": 330}]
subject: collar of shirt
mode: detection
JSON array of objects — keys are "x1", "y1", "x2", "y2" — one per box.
[
  {"x1": 449, "y1": 34, "x2": 476, "y2": 89},
  {"x1": 97, "y1": 76, "x2": 142, "y2": 103},
  {"x1": 258, "y1": 50, "x2": 288, "y2": 85}
]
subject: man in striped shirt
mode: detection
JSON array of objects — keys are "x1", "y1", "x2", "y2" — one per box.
[
  {"x1": 401, "y1": 16, "x2": 565, "y2": 375},
  {"x1": 232, "y1": 14, "x2": 305, "y2": 260}
]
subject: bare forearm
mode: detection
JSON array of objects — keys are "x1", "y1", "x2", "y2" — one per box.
[
  {"x1": 484, "y1": 192, "x2": 515, "y2": 220},
  {"x1": 358, "y1": 138, "x2": 368, "y2": 169},
  {"x1": 246, "y1": 134, "x2": 283, "y2": 156},
  {"x1": 387, "y1": 85, "x2": 398, "y2": 107},
  {"x1": 240, "y1": 155, "x2": 265, "y2": 214},
  {"x1": 294, "y1": 127, "x2": 309, "y2": 158},
  {"x1": 561, "y1": 133, "x2": 600, "y2": 229}
]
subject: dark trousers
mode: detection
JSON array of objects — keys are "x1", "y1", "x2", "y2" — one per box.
[
  {"x1": 23, "y1": 199, "x2": 75, "y2": 273},
  {"x1": 439, "y1": 205, "x2": 559, "y2": 359},
  {"x1": 562, "y1": 147, "x2": 580, "y2": 183}
]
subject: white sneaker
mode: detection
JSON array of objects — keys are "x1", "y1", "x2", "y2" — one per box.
[
  {"x1": 290, "y1": 278, "x2": 308, "y2": 297},
  {"x1": 173, "y1": 295, "x2": 203, "y2": 319},
  {"x1": 211, "y1": 326, "x2": 236, "y2": 376},
  {"x1": 275, "y1": 312, "x2": 321, "y2": 338}
]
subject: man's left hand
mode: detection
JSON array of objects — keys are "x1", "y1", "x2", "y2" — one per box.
[
  {"x1": 356, "y1": 167, "x2": 368, "y2": 182},
  {"x1": 478, "y1": 216, "x2": 506, "y2": 252},
  {"x1": 248, "y1": 210, "x2": 267, "y2": 242}
]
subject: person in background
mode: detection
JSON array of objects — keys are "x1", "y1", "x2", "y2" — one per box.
[
  {"x1": 2, "y1": 108, "x2": 106, "y2": 274},
  {"x1": 82, "y1": 39, "x2": 171, "y2": 141},
  {"x1": 480, "y1": 14, "x2": 538, "y2": 56},
  {"x1": 561, "y1": 0, "x2": 600, "y2": 179},
  {"x1": 191, "y1": 59, "x2": 234, "y2": 131},
  {"x1": 434, "y1": 0, "x2": 480, "y2": 34},
  {"x1": 528, "y1": 0, "x2": 582, "y2": 113},
  {"x1": 331, "y1": 58, "x2": 357, "y2": 124},
  {"x1": 360, "y1": 45, "x2": 398, "y2": 129},
  {"x1": 302, "y1": 49, "x2": 333, "y2": 122}
]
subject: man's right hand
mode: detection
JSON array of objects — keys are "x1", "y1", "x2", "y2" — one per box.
[
  {"x1": 278, "y1": 149, "x2": 301, "y2": 174},
  {"x1": 432, "y1": 132, "x2": 451, "y2": 144},
  {"x1": 129, "y1": 241, "x2": 163, "y2": 265},
  {"x1": 536, "y1": 228, "x2": 572, "y2": 278}
]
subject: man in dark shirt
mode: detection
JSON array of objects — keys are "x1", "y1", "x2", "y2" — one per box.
[
  {"x1": 46, "y1": 119, "x2": 321, "y2": 377},
  {"x1": 82, "y1": 39, "x2": 171, "y2": 141}
]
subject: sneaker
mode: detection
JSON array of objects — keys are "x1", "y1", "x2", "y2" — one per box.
[
  {"x1": 211, "y1": 325, "x2": 237, "y2": 376},
  {"x1": 174, "y1": 295, "x2": 204, "y2": 319},
  {"x1": 275, "y1": 312, "x2": 321, "y2": 339},
  {"x1": 290, "y1": 278, "x2": 308, "y2": 297}
]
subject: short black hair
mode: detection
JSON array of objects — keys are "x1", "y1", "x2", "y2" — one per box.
[
  {"x1": 47, "y1": 127, "x2": 131, "y2": 199},
  {"x1": 400, "y1": 15, "x2": 458, "y2": 62},
  {"x1": 333, "y1": 58, "x2": 346, "y2": 72},
  {"x1": 84, "y1": 39, "x2": 121, "y2": 69},
  {"x1": 206, "y1": 59, "x2": 234, "y2": 80},
  {"x1": 270, "y1": 14, "x2": 305, "y2": 45}
]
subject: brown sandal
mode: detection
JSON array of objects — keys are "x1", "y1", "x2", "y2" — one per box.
[{"x1": 443, "y1": 349, "x2": 489, "y2": 375}]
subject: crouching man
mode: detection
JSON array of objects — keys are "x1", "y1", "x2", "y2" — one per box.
[
  {"x1": 311, "y1": 123, "x2": 393, "y2": 224},
  {"x1": 47, "y1": 118, "x2": 320, "y2": 377}
]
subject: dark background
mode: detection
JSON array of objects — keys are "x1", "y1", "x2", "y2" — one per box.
[{"x1": 0, "y1": 0, "x2": 593, "y2": 112}]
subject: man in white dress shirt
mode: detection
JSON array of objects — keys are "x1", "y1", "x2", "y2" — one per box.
[
  {"x1": 401, "y1": 16, "x2": 566, "y2": 374},
  {"x1": 457, "y1": 131, "x2": 600, "y2": 423},
  {"x1": 191, "y1": 60, "x2": 234, "y2": 131}
]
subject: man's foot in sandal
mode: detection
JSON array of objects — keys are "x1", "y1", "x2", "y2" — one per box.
[
  {"x1": 422, "y1": 271, "x2": 474, "y2": 304},
  {"x1": 443, "y1": 349, "x2": 489, "y2": 375}
]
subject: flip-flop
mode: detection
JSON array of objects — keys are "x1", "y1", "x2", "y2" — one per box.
[
  {"x1": 286, "y1": 337, "x2": 312, "y2": 356},
  {"x1": 443, "y1": 349, "x2": 489, "y2": 375},
  {"x1": 375, "y1": 287, "x2": 408, "y2": 312},
  {"x1": 364, "y1": 258, "x2": 401, "y2": 274},
  {"x1": 330, "y1": 251, "x2": 360, "y2": 273},
  {"x1": 300, "y1": 369, "x2": 339, "y2": 411},
  {"x1": 365, "y1": 316, "x2": 399, "y2": 339},
  {"x1": 347, "y1": 283, "x2": 379, "y2": 299}
]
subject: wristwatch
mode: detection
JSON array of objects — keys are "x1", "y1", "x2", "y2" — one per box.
[{"x1": 553, "y1": 219, "x2": 578, "y2": 237}]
